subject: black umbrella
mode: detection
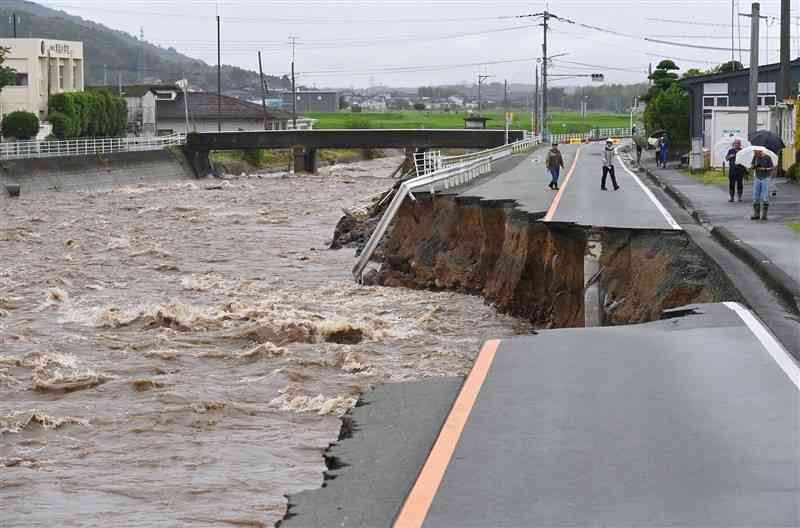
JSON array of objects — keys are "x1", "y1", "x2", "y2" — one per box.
[{"x1": 749, "y1": 130, "x2": 785, "y2": 154}]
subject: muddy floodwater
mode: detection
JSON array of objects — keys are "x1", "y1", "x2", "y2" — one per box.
[{"x1": 0, "y1": 156, "x2": 525, "y2": 527}]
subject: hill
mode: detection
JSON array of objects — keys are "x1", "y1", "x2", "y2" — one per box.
[{"x1": 0, "y1": 0, "x2": 290, "y2": 97}]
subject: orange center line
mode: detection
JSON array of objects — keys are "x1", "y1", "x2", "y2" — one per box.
[
  {"x1": 393, "y1": 339, "x2": 501, "y2": 528},
  {"x1": 543, "y1": 145, "x2": 582, "y2": 222}
]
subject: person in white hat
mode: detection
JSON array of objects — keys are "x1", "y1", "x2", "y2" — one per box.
[{"x1": 601, "y1": 138, "x2": 620, "y2": 191}]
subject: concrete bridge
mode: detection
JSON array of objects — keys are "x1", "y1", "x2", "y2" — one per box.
[{"x1": 183, "y1": 129, "x2": 526, "y2": 175}]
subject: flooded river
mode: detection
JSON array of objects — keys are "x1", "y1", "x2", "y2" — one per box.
[{"x1": 1, "y1": 156, "x2": 525, "y2": 527}]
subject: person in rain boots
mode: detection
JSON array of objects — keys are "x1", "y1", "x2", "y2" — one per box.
[
  {"x1": 601, "y1": 138, "x2": 620, "y2": 191},
  {"x1": 750, "y1": 149, "x2": 774, "y2": 221},
  {"x1": 546, "y1": 142, "x2": 564, "y2": 190},
  {"x1": 725, "y1": 139, "x2": 745, "y2": 202}
]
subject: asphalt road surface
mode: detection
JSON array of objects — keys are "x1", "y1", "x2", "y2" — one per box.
[{"x1": 400, "y1": 303, "x2": 800, "y2": 527}]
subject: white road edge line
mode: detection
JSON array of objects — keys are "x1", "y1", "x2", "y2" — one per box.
[
  {"x1": 615, "y1": 147, "x2": 682, "y2": 231},
  {"x1": 724, "y1": 301, "x2": 800, "y2": 390}
]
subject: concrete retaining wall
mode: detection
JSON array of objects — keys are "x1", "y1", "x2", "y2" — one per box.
[{"x1": 0, "y1": 149, "x2": 196, "y2": 199}]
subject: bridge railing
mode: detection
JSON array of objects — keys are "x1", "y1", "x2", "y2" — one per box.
[
  {"x1": 353, "y1": 136, "x2": 540, "y2": 282},
  {"x1": 440, "y1": 136, "x2": 540, "y2": 168},
  {"x1": 549, "y1": 128, "x2": 632, "y2": 144},
  {"x1": 0, "y1": 133, "x2": 186, "y2": 161}
]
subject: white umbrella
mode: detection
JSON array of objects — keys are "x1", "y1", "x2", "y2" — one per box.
[
  {"x1": 713, "y1": 136, "x2": 750, "y2": 166},
  {"x1": 736, "y1": 145, "x2": 779, "y2": 168}
]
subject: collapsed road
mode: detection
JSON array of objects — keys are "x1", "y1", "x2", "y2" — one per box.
[{"x1": 282, "y1": 141, "x2": 800, "y2": 527}]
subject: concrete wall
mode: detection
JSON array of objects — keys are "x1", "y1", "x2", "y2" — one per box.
[{"x1": 0, "y1": 149, "x2": 196, "y2": 200}]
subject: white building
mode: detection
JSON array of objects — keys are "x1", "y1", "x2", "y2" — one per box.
[{"x1": 0, "y1": 39, "x2": 84, "y2": 121}]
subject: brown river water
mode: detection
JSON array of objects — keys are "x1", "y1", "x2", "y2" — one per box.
[{"x1": 1, "y1": 157, "x2": 526, "y2": 527}]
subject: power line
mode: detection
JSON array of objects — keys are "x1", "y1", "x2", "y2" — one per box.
[{"x1": 644, "y1": 37, "x2": 749, "y2": 52}]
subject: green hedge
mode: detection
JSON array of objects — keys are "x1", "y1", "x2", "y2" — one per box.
[
  {"x1": 2, "y1": 111, "x2": 40, "y2": 140},
  {"x1": 48, "y1": 91, "x2": 127, "y2": 139}
]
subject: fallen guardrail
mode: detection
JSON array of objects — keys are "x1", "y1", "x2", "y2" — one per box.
[{"x1": 352, "y1": 136, "x2": 539, "y2": 282}]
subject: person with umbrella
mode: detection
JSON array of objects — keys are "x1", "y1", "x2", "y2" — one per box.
[
  {"x1": 725, "y1": 139, "x2": 746, "y2": 202},
  {"x1": 750, "y1": 149, "x2": 774, "y2": 221}
]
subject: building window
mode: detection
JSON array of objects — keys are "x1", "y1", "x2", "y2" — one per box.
[
  {"x1": 763, "y1": 95, "x2": 776, "y2": 106},
  {"x1": 14, "y1": 73, "x2": 28, "y2": 86},
  {"x1": 58, "y1": 63, "x2": 64, "y2": 89},
  {"x1": 703, "y1": 97, "x2": 715, "y2": 107},
  {"x1": 716, "y1": 96, "x2": 728, "y2": 107}
]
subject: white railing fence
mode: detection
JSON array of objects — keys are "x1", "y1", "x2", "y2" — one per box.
[
  {"x1": 414, "y1": 150, "x2": 443, "y2": 177},
  {"x1": 549, "y1": 127, "x2": 632, "y2": 145},
  {"x1": 0, "y1": 133, "x2": 186, "y2": 161},
  {"x1": 353, "y1": 136, "x2": 541, "y2": 282}
]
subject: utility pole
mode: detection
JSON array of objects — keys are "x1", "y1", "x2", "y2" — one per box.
[
  {"x1": 504, "y1": 79, "x2": 508, "y2": 112},
  {"x1": 541, "y1": 11, "x2": 550, "y2": 140},
  {"x1": 103, "y1": 65, "x2": 108, "y2": 86},
  {"x1": 258, "y1": 51, "x2": 269, "y2": 130},
  {"x1": 747, "y1": 2, "x2": 761, "y2": 137},
  {"x1": 216, "y1": 15, "x2": 222, "y2": 132},
  {"x1": 533, "y1": 63, "x2": 539, "y2": 135},
  {"x1": 289, "y1": 36, "x2": 298, "y2": 129},
  {"x1": 477, "y1": 73, "x2": 492, "y2": 113},
  {"x1": 731, "y1": 0, "x2": 735, "y2": 63},
  {"x1": 779, "y1": 0, "x2": 790, "y2": 101}
]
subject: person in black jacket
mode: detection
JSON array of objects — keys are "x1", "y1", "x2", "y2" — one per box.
[{"x1": 725, "y1": 139, "x2": 745, "y2": 202}]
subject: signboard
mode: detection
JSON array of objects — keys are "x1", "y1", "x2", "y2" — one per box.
[{"x1": 41, "y1": 40, "x2": 75, "y2": 58}]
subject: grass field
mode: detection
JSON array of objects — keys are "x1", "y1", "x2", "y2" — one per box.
[
  {"x1": 789, "y1": 223, "x2": 800, "y2": 233},
  {"x1": 682, "y1": 168, "x2": 729, "y2": 187},
  {"x1": 304, "y1": 111, "x2": 630, "y2": 134}
]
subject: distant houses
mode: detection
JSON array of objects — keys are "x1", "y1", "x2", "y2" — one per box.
[{"x1": 88, "y1": 85, "x2": 294, "y2": 135}]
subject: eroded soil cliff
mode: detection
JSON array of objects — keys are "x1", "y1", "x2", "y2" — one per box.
[{"x1": 372, "y1": 194, "x2": 739, "y2": 328}]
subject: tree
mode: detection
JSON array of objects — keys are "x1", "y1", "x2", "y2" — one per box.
[
  {"x1": 338, "y1": 96, "x2": 350, "y2": 110},
  {"x1": 715, "y1": 60, "x2": 744, "y2": 73},
  {"x1": 681, "y1": 68, "x2": 707, "y2": 80},
  {"x1": 644, "y1": 84, "x2": 690, "y2": 142},
  {"x1": 0, "y1": 46, "x2": 16, "y2": 94},
  {"x1": 2, "y1": 111, "x2": 40, "y2": 139},
  {"x1": 641, "y1": 59, "x2": 681, "y2": 106},
  {"x1": 413, "y1": 102, "x2": 426, "y2": 111}
]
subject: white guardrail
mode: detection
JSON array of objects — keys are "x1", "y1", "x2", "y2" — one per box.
[
  {"x1": 353, "y1": 136, "x2": 540, "y2": 282},
  {"x1": 0, "y1": 133, "x2": 186, "y2": 161}
]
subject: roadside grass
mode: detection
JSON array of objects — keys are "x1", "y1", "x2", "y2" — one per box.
[
  {"x1": 788, "y1": 222, "x2": 800, "y2": 233},
  {"x1": 682, "y1": 168, "x2": 729, "y2": 187},
  {"x1": 304, "y1": 111, "x2": 630, "y2": 134}
]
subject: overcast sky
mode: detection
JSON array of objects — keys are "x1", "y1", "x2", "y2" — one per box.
[{"x1": 40, "y1": 0, "x2": 796, "y2": 88}]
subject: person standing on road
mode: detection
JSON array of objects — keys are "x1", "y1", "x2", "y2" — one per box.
[
  {"x1": 659, "y1": 134, "x2": 669, "y2": 168},
  {"x1": 635, "y1": 141, "x2": 643, "y2": 166},
  {"x1": 750, "y1": 149, "x2": 774, "y2": 221},
  {"x1": 725, "y1": 139, "x2": 745, "y2": 202},
  {"x1": 546, "y1": 142, "x2": 564, "y2": 190},
  {"x1": 601, "y1": 138, "x2": 620, "y2": 191}
]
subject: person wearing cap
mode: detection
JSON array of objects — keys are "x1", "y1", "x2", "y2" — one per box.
[
  {"x1": 546, "y1": 142, "x2": 564, "y2": 190},
  {"x1": 602, "y1": 138, "x2": 620, "y2": 191},
  {"x1": 725, "y1": 139, "x2": 745, "y2": 202},
  {"x1": 750, "y1": 149, "x2": 774, "y2": 221}
]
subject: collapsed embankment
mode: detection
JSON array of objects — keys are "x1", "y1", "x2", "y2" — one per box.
[
  {"x1": 0, "y1": 149, "x2": 195, "y2": 199},
  {"x1": 370, "y1": 193, "x2": 740, "y2": 328}
]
